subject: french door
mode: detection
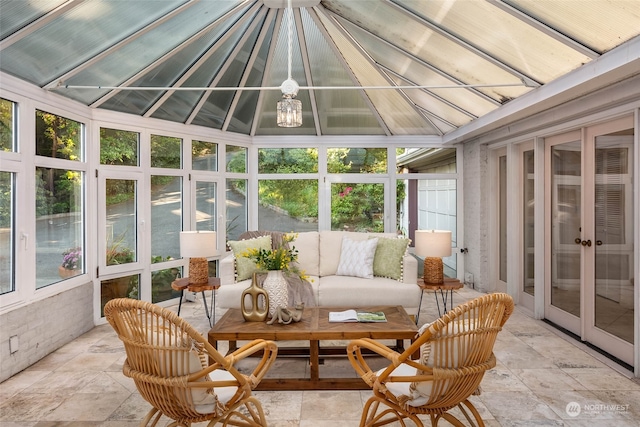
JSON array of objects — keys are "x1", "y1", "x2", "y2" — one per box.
[{"x1": 545, "y1": 116, "x2": 635, "y2": 366}]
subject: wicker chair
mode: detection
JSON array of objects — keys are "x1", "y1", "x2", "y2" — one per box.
[
  {"x1": 105, "y1": 298, "x2": 278, "y2": 427},
  {"x1": 347, "y1": 292, "x2": 514, "y2": 427}
]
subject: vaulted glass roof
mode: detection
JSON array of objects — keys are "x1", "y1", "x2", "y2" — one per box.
[{"x1": 2, "y1": 0, "x2": 639, "y2": 137}]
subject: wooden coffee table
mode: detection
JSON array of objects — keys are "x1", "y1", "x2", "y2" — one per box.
[{"x1": 208, "y1": 306, "x2": 418, "y2": 390}]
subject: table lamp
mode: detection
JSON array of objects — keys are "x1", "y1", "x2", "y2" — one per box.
[
  {"x1": 414, "y1": 230, "x2": 452, "y2": 285},
  {"x1": 179, "y1": 231, "x2": 217, "y2": 285}
]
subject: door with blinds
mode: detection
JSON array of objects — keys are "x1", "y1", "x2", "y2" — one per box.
[{"x1": 545, "y1": 116, "x2": 635, "y2": 366}]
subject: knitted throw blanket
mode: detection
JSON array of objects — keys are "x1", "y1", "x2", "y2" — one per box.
[{"x1": 238, "y1": 231, "x2": 317, "y2": 308}]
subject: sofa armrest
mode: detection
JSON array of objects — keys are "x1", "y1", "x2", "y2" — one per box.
[
  {"x1": 402, "y1": 253, "x2": 418, "y2": 284},
  {"x1": 219, "y1": 251, "x2": 236, "y2": 286}
]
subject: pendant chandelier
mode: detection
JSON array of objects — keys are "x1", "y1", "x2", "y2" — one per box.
[{"x1": 276, "y1": 0, "x2": 302, "y2": 127}]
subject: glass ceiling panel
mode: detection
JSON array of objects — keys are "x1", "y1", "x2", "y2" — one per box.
[
  {"x1": 1, "y1": 0, "x2": 187, "y2": 86},
  {"x1": 318, "y1": 13, "x2": 436, "y2": 135},
  {"x1": 151, "y1": 13, "x2": 264, "y2": 124},
  {"x1": 227, "y1": 16, "x2": 277, "y2": 135},
  {"x1": 55, "y1": 2, "x2": 249, "y2": 106},
  {"x1": 399, "y1": 0, "x2": 593, "y2": 84},
  {"x1": 256, "y1": 9, "x2": 315, "y2": 135},
  {"x1": 509, "y1": 0, "x2": 640, "y2": 53},
  {"x1": 346, "y1": 21, "x2": 500, "y2": 123},
  {"x1": 302, "y1": 8, "x2": 383, "y2": 135},
  {"x1": 328, "y1": 1, "x2": 527, "y2": 102},
  {"x1": 0, "y1": 0, "x2": 67, "y2": 39}
]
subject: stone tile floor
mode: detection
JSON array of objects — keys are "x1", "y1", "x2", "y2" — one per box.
[{"x1": 1, "y1": 286, "x2": 639, "y2": 426}]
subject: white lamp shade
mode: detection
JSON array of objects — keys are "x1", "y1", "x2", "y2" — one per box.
[
  {"x1": 414, "y1": 230, "x2": 452, "y2": 258},
  {"x1": 179, "y1": 231, "x2": 217, "y2": 258}
]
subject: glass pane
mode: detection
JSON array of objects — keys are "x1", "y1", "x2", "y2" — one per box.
[
  {"x1": 327, "y1": 148, "x2": 387, "y2": 173},
  {"x1": 100, "y1": 128, "x2": 138, "y2": 166},
  {"x1": 594, "y1": 133, "x2": 634, "y2": 344},
  {"x1": 226, "y1": 145, "x2": 246, "y2": 173},
  {"x1": 35, "y1": 110, "x2": 82, "y2": 160},
  {"x1": 258, "y1": 180, "x2": 318, "y2": 232},
  {"x1": 0, "y1": 171, "x2": 14, "y2": 294},
  {"x1": 101, "y1": 274, "x2": 139, "y2": 317},
  {"x1": 523, "y1": 150, "x2": 535, "y2": 296},
  {"x1": 196, "y1": 182, "x2": 217, "y2": 232},
  {"x1": 35, "y1": 167, "x2": 84, "y2": 288},
  {"x1": 226, "y1": 179, "x2": 247, "y2": 241},
  {"x1": 397, "y1": 148, "x2": 457, "y2": 173},
  {"x1": 550, "y1": 141, "x2": 581, "y2": 317},
  {"x1": 152, "y1": 266, "x2": 182, "y2": 304},
  {"x1": 151, "y1": 175, "x2": 181, "y2": 260},
  {"x1": 1, "y1": 98, "x2": 15, "y2": 152},
  {"x1": 331, "y1": 183, "x2": 384, "y2": 232},
  {"x1": 106, "y1": 179, "x2": 137, "y2": 266},
  {"x1": 151, "y1": 135, "x2": 181, "y2": 168},
  {"x1": 499, "y1": 156, "x2": 507, "y2": 282},
  {"x1": 258, "y1": 148, "x2": 318, "y2": 173},
  {"x1": 192, "y1": 140, "x2": 218, "y2": 171},
  {"x1": 412, "y1": 178, "x2": 458, "y2": 277}
]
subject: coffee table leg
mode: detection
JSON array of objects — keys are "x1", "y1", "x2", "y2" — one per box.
[{"x1": 309, "y1": 340, "x2": 320, "y2": 381}]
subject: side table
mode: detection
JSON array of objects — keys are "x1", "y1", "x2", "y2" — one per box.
[
  {"x1": 417, "y1": 278, "x2": 463, "y2": 323},
  {"x1": 171, "y1": 277, "x2": 220, "y2": 327}
]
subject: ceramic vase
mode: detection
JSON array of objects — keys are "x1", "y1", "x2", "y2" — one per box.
[
  {"x1": 262, "y1": 270, "x2": 288, "y2": 318},
  {"x1": 241, "y1": 272, "x2": 269, "y2": 322}
]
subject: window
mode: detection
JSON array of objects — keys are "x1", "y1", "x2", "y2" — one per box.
[
  {"x1": 192, "y1": 140, "x2": 218, "y2": 171},
  {"x1": 226, "y1": 145, "x2": 246, "y2": 173},
  {"x1": 34, "y1": 110, "x2": 85, "y2": 288},
  {"x1": 327, "y1": 147, "x2": 386, "y2": 173},
  {"x1": 0, "y1": 171, "x2": 14, "y2": 294},
  {"x1": 258, "y1": 179, "x2": 318, "y2": 231},
  {"x1": 258, "y1": 148, "x2": 318, "y2": 173},
  {"x1": 151, "y1": 134, "x2": 181, "y2": 168},
  {"x1": 100, "y1": 127, "x2": 138, "y2": 166},
  {"x1": 1, "y1": 98, "x2": 16, "y2": 152}
]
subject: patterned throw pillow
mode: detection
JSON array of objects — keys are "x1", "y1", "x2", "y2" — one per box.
[
  {"x1": 371, "y1": 237, "x2": 410, "y2": 281},
  {"x1": 228, "y1": 235, "x2": 272, "y2": 281},
  {"x1": 335, "y1": 237, "x2": 378, "y2": 279}
]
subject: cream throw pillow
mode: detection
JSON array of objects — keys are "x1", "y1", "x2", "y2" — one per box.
[
  {"x1": 228, "y1": 235, "x2": 272, "y2": 282},
  {"x1": 335, "y1": 237, "x2": 378, "y2": 279}
]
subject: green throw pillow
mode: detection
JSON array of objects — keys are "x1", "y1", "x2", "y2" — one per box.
[
  {"x1": 228, "y1": 235, "x2": 272, "y2": 281},
  {"x1": 371, "y1": 237, "x2": 410, "y2": 281}
]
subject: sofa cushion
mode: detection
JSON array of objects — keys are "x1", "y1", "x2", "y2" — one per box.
[
  {"x1": 290, "y1": 231, "x2": 319, "y2": 277},
  {"x1": 372, "y1": 237, "x2": 410, "y2": 281},
  {"x1": 336, "y1": 237, "x2": 378, "y2": 279},
  {"x1": 318, "y1": 275, "x2": 421, "y2": 310},
  {"x1": 228, "y1": 235, "x2": 272, "y2": 281},
  {"x1": 319, "y1": 231, "x2": 396, "y2": 276}
]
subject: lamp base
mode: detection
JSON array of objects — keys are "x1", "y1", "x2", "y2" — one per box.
[
  {"x1": 188, "y1": 257, "x2": 209, "y2": 285},
  {"x1": 423, "y1": 257, "x2": 444, "y2": 285}
]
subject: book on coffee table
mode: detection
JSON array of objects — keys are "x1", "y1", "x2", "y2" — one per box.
[{"x1": 328, "y1": 309, "x2": 387, "y2": 323}]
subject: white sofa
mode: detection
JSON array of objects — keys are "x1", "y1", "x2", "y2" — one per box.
[{"x1": 218, "y1": 230, "x2": 421, "y2": 316}]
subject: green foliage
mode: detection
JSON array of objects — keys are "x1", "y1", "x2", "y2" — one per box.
[
  {"x1": 36, "y1": 111, "x2": 81, "y2": 160},
  {"x1": 331, "y1": 183, "x2": 384, "y2": 232},
  {"x1": 100, "y1": 128, "x2": 137, "y2": 165},
  {"x1": 0, "y1": 98, "x2": 13, "y2": 151},
  {"x1": 150, "y1": 135, "x2": 181, "y2": 168},
  {"x1": 0, "y1": 172, "x2": 11, "y2": 228},
  {"x1": 226, "y1": 145, "x2": 246, "y2": 172},
  {"x1": 258, "y1": 148, "x2": 318, "y2": 173}
]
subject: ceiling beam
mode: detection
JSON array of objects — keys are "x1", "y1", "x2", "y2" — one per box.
[{"x1": 294, "y1": 8, "x2": 323, "y2": 136}]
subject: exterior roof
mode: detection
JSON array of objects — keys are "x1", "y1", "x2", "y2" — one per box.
[{"x1": 1, "y1": 0, "x2": 639, "y2": 137}]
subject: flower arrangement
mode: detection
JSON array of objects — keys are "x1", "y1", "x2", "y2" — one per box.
[
  {"x1": 61, "y1": 247, "x2": 82, "y2": 270},
  {"x1": 241, "y1": 233, "x2": 309, "y2": 280}
]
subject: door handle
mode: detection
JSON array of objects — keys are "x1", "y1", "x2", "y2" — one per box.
[
  {"x1": 574, "y1": 238, "x2": 582, "y2": 245},
  {"x1": 596, "y1": 240, "x2": 603, "y2": 246},
  {"x1": 581, "y1": 239, "x2": 592, "y2": 247}
]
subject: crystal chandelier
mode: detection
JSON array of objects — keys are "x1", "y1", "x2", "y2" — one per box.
[{"x1": 276, "y1": 0, "x2": 302, "y2": 127}]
